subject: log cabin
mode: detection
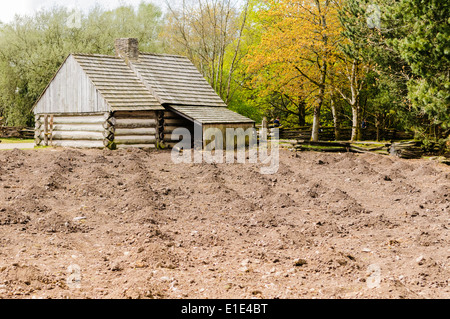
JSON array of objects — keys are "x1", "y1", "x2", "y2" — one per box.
[{"x1": 33, "y1": 38, "x2": 255, "y2": 150}]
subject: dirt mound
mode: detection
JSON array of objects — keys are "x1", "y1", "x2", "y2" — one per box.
[
  {"x1": 335, "y1": 156, "x2": 357, "y2": 170},
  {"x1": 1, "y1": 265, "x2": 53, "y2": 291},
  {"x1": 274, "y1": 193, "x2": 296, "y2": 208},
  {"x1": 5, "y1": 148, "x2": 29, "y2": 159},
  {"x1": 424, "y1": 185, "x2": 449, "y2": 205},
  {"x1": 353, "y1": 164, "x2": 379, "y2": 176},
  {"x1": 0, "y1": 207, "x2": 30, "y2": 226},
  {"x1": 327, "y1": 189, "x2": 352, "y2": 203},
  {"x1": 305, "y1": 181, "x2": 329, "y2": 199},
  {"x1": 329, "y1": 199, "x2": 371, "y2": 217},
  {"x1": 32, "y1": 212, "x2": 92, "y2": 234},
  {"x1": 359, "y1": 152, "x2": 394, "y2": 166},
  {"x1": 0, "y1": 148, "x2": 448, "y2": 299},
  {"x1": 385, "y1": 168, "x2": 406, "y2": 180},
  {"x1": 389, "y1": 161, "x2": 415, "y2": 173},
  {"x1": 43, "y1": 172, "x2": 69, "y2": 191},
  {"x1": 413, "y1": 164, "x2": 439, "y2": 177},
  {"x1": 351, "y1": 213, "x2": 400, "y2": 230}
]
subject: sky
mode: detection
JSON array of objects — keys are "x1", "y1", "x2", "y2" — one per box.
[{"x1": 0, "y1": 0, "x2": 168, "y2": 23}]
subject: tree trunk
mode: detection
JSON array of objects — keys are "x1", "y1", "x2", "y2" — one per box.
[
  {"x1": 312, "y1": 106, "x2": 321, "y2": 142},
  {"x1": 351, "y1": 102, "x2": 361, "y2": 141},
  {"x1": 330, "y1": 97, "x2": 341, "y2": 141},
  {"x1": 298, "y1": 100, "x2": 306, "y2": 126},
  {"x1": 311, "y1": 71, "x2": 327, "y2": 142},
  {"x1": 375, "y1": 114, "x2": 381, "y2": 142}
]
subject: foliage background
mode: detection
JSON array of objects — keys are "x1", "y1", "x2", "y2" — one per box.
[{"x1": 0, "y1": 0, "x2": 448, "y2": 144}]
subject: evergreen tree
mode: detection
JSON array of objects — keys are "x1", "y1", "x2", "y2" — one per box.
[{"x1": 389, "y1": 0, "x2": 450, "y2": 141}]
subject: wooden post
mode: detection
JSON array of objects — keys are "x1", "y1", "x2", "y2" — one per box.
[
  {"x1": 103, "y1": 112, "x2": 116, "y2": 150},
  {"x1": 34, "y1": 115, "x2": 42, "y2": 146},
  {"x1": 49, "y1": 115, "x2": 54, "y2": 146},
  {"x1": 157, "y1": 111, "x2": 165, "y2": 149},
  {"x1": 44, "y1": 115, "x2": 49, "y2": 146}
]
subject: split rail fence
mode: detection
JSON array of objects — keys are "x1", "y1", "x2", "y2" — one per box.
[{"x1": 0, "y1": 126, "x2": 34, "y2": 139}]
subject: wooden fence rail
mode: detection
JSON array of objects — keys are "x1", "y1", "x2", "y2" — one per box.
[
  {"x1": 278, "y1": 126, "x2": 414, "y2": 142},
  {"x1": 0, "y1": 126, "x2": 34, "y2": 139},
  {"x1": 289, "y1": 140, "x2": 427, "y2": 159},
  {"x1": 291, "y1": 140, "x2": 389, "y2": 155}
]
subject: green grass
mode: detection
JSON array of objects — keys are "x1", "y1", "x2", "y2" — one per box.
[
  {"x1": 303, "y1": 145, "x2": 336, "y2": 149},
  {"x1": 0, "y1": 138, "x2": 34, "y2": 144},
  {"x1": 350, "y1": 143, "x2": 386, "y2": 149}
]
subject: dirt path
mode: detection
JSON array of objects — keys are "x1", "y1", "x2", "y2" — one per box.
[
  {"x1": 0, "y1": 148, "x2": 448, "y2": 299},
  {"x1": 0, "y1": 143, "x2": 35, "y2": 150}
]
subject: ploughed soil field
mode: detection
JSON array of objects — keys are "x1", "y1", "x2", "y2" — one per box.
[{"x1": 0, "y1": 148, "x2": 448, "y2": 299}]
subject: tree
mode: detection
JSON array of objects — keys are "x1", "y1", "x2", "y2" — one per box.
[
  {"x1": 163, "y1": 0, "x2": 249, "y2": 102},
  {"x1": 334, "y1": 0, "x2": 375, "y2": 141},
  {"x1": 246, "y1": 0, "x2": 342, "y2": 141},
  {"x1": 388, "y1": 0, "x2": 450, "y2": 140},
  {"x1": 0, "y1": 3, "x2": 164, "y2": 126}
]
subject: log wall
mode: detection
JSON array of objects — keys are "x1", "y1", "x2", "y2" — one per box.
[
  {"x1": 112, "y1": 111, "x2": 160, "y2": 149},
  {"x1": 35, "y1": 110, "x2": 255, "y2": 150},
  {"x1": 202, "y1": 123, "x2": 255, "y2": 150},
  {"x1": 163, "y1": 111, "x2": 195, "y2": 149},
  {"x1": 35, "y1": 111, "x2": 163, "y2": 149},
  {"x1": 35, "y1": 113, "x2": 109, "y2": 148}
]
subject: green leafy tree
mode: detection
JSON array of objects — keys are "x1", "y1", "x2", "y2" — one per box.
[
  {"x1": 335, "y1": 0, "x2": 376, "y2": 141},
  {"x1": 0, "y1": 2, "x2": 163, "y2": 126},
  {"x1": 388, "y1": 0, "x2": 450, "y2": 141}
]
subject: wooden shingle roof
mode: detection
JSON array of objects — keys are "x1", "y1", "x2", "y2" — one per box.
[
  {"x1": 168, "y1": 105, "x2": 255, "y2": 125},
  {"x1": 130, "y1": 53, "x2": 227, "y2": 107},
  {"x1": 73, "y1": 54, "x2": 164, "y2": 111}
]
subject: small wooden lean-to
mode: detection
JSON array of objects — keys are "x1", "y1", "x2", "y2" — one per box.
[{"x1": 33, "y1": 38, "x2": 254, "y2": 150}]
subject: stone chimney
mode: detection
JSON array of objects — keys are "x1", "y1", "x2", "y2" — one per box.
[{"x1": 115, "y1": 38, "x2": 139, "y2": 61}]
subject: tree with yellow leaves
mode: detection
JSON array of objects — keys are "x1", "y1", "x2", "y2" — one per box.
[{"x1": 246, "y1": 0, "x2": 343, "y2": 141}]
